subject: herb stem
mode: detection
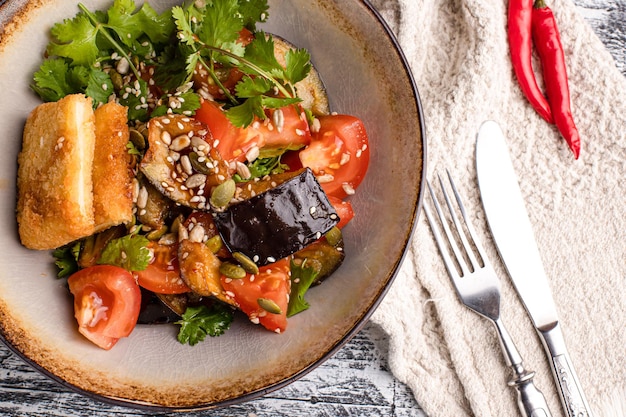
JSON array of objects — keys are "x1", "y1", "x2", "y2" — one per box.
[
  {"x1": 77, "y1": 3, "x2": 142, "y2": 80},
  {"x1": 203, "y1": 45, "x2": 294, "y2": 99}
]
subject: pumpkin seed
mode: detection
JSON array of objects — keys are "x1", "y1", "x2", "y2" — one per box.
[
  {"x1": 257, "y1": 298, "x2": 282, "y2": 315},
  {"x1": 205, "y1": 235, "x2": 223, "y2": 253},
  {"x1": 324, "y1": 226, "x2": 343, "y2": 247},
  {"x1": 210, "y1": 179, "x2": 236, "y2": 208},
  {"x1": 189, "y1": 152, "x2": 211, "y2": 174},
  {"x1": 219, "y1": 262, "x2": 246, "y2": 280},
  {"x1": 109, "y1": 69, "x2": 124, "y2": 91},
  {"x1": 232, "y1": 252, "x2": 259, "y2": 274},
  {"x1": 146, "y1": 225, "x2": 168, "y2": 241},
  {"x1": 129, "y1": 128, "x2": 146, "y2": 150}
]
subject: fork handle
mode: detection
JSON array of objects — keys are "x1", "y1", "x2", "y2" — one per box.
[
  {"x1": 494, "y1": 318, "x2": 553, "y2": 417},
  {"x1": 509, "y1": 370, "x2": 553, "y2": 417}
]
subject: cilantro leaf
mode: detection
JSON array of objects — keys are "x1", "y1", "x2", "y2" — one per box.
[
  {"x1": 107, "y1": 0, "x2": 145, "y2": 47},
  {"x1": 234, "y1": 75, "x2": 272, "y2": 98},
  {"x1": 97, "y1": 233, "x2": 151, "y2": 271},
  {"x1": 243, "y1": 32, "x2": 283, "y2": 78},
  {"x1": 287, "y1": 259, "x2": 320, "y2": 317},
  {"x1": 197, "y1": 0, "x2": 243, "y2": 51},
  {"x1": 285, "y1": 48, "x2": 312, "y2": 85},
  {"x1": 52, "y1": 242, "x2": 81, "y2": 279},
  {"x1": 47, "y1": 14, "x2": 99, "y2": 66},
  {"x1": 251, "y1": 155, "x2": 288, "y2": 176},
  {"x1": 176, "y1": 304, "x2": 234, "y2": 345},
  {"x1": 226, "y1": 95, "x2": 265, "y2": 127},
  {"x1": 118, "y1": 77, "x2": 150, "y2": 121},
  {"x1": 237, "y1": 0, "x2": 269, "y2": 29},
  {"x1": 31, "y1": 59, "x2": 74, "y2": 102},
  {"x1": 84, "y1": 67, "x2": 114, "y2": 105},
  {"x1": 151, "y1": 90, "x2": 201, "y2": 117}
]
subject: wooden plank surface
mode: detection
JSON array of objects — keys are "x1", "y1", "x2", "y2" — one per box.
[{"x1": 1, "y1": 1, "x2": 624, "y2": 416}]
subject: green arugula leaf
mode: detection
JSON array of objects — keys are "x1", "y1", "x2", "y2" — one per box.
[
  {"x1": 47, "y1": 14, "x2": 100, "y2": 66},
  {"x1": 98, "y1": 233, "x2": 151, "y2": 272},
  {"x1": 176, "y1": 304, "x2": 234, "y2": 345},
  {"x1": 52, "y1": 242, "x2": 81, "y2": 279},
  {"x1": 287, "y1": 259, "x2": 320, "y2": 317}
]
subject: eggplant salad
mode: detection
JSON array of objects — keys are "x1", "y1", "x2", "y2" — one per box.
[{"x1": 16, "y1": 0, "x2": 370, "y2": 350}]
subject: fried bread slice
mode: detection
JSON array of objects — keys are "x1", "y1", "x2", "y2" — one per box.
[
  {"x1": 17, "y1": 94, "x2": 96, "y2": 250},
  {"x1": 93, "y1": 102, "x2": 133, "y2": 232}
]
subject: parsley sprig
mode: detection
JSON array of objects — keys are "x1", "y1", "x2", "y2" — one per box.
[
  {"x1": 170, "y1": 0, "x2": 312, "y2": 127},
  {"x1": 176, "y1": 304, "x2": 234, "y2": 345}
]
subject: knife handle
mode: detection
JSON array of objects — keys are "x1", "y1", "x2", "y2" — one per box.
[{"x1": 540, "y1": 323, "x2": 594, "y2": 417}]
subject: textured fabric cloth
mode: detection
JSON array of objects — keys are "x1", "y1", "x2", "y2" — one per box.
[{"x1": 367, "y1": 1, "x2": 626, "y2": 416}]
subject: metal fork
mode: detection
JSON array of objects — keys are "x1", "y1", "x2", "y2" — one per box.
[{"x1": 423, "y1": 171, "x2": 553, "y2": 417}]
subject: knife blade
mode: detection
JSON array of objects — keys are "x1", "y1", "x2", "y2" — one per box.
[{"x1": 475, "y1": 120, "x2": 594, "y2": 417}]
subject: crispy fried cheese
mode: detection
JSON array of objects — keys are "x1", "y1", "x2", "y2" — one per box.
[
  {"x1": 17, "y1": 95, "x2": 133, "y2": 250},
  {"x1": 93, "y1": 102, "x2": 133, "y2": 233}
]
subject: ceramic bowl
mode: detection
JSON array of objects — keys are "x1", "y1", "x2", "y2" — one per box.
[{"x1": 0, "y1": 0, "x2": 425, "y2": 410}]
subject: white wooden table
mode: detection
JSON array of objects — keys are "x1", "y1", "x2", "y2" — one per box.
[{"x1": 1, "y1": 1, "x2": 624, "y2": 415}]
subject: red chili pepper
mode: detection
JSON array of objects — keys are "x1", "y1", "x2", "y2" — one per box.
[
  {"x1": 532, "y1": 0, "x2": 581, "y2": 159},
  {"x1": 508, "y1": 0, "x2": 553, "y2": 123}
]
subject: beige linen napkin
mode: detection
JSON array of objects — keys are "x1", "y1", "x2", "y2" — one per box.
[{"x1": 367, "y1": 0, "x2": 626, "y2": 416}]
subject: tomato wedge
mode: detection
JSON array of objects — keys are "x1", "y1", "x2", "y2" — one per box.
[
  {"x1": 68, "y1": 265, "x2": 142, "y2": 350},
  {"x1": 133, "y1": 242, "x2": 191, "y2": 294},
  {"x1": 299, "y1": 114, "x2": 369, "y2": 199},
  {"x1": 194, "y1": 100, "x2": 311, "y2": 164},
  {"x1": 328, "y1": 196, "x2": 354, "y2": 229},
  {"x1": 221, "y1": 258, "x2": 291, "y2": 333}
]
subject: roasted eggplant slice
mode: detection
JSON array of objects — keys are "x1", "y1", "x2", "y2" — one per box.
[
  {"x1": 137, "y1": 289, "x2": 181, "y2": 324},
  {"x1": 177, "y1": 212, "x2": 236, "y2": 306},
  {"x1": 139, "y1": 114, "x2": 231, "y2": 209},
  {"x1": 213, "y1": 168, "x2": 339, "y2": 266},
  {"x1": 293, "y1": 237, "x2": 345, "y2": 284}
]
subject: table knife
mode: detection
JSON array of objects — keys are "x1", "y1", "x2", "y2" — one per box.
[{"x1": 475, "y1": 120, "x2": 594, "y2": 417}]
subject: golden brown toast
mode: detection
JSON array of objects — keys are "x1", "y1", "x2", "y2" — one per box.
[
  {"x1": 92, "y1": 102, "x2": 133, "y2": 233},
  {"x1": 17, "y1": 94, "x2": 96, "y2": 250}
]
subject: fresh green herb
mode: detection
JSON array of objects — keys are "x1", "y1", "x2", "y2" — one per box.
[
  {"x1": 97, "y1": 233, "x2": 151, "y2": 271},
  {"x1": 287, "y1": 259, "x2": 320, "y2": 317},
  {"x1": 232, "y1": 154, "x2": 290, "y2": 182},
  {"x1": 31, "y1": 0, "x2": 174, "y2": 110},
  {"x1": 52, "y1": 242, "x2": 81, "y2": 278},
  {"x1": 170, "y1": 0, "x2": 312, "y2": 127},
  {"x1": 176, "y1": 304, "x2": 234, "y2": 345},
  {"x1": 151, "y1": 90, "x2": 202, "y2": 117}
]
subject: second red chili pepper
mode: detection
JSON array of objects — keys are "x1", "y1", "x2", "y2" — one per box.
[
  {"x1": 508, "y1": 0, "x2": 553, "y2": 123},
  {"x1": 532, "y1": 0, "x2": 581, "y2": 159}
]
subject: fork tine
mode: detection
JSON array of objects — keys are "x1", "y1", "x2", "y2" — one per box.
[
  {"x1": 444, "y1": 170, "x2": 489, "y2": 266},
  {"x1": 425, "y1": 179, "x2": 469, "y2": 278},
  {"x1": 423, "y1": 197, "x2": 461, "y2": 281},
  {"x1": 438, "y1": 171, "x2": 481, "y2": 272}
]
